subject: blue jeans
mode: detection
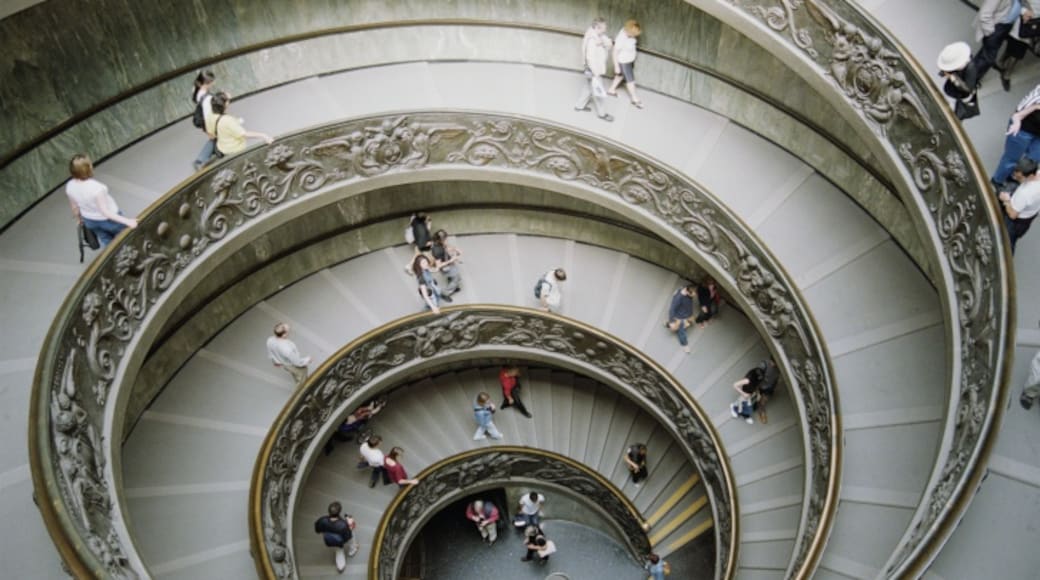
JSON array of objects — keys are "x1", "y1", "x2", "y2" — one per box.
[
  {"x1": 992, "y1": 124, "x2": 1040, "y2": 185},
  {"x1": 194, "y1": 139, "x2": 216, "y2": 170},
  {"x1": 81, "y1": 217, "x2": 127, "y2": 247},
  {"x1": 671, "y1": 319, "x2": 689, "y2": 346}
]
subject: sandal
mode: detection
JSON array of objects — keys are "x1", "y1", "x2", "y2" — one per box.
[
  {"x1": 631, "y1": 100, "x2": 644, "y2": 109},
  {"x1": 607, "y1": 90, "x2": 619, "y2": 97}
]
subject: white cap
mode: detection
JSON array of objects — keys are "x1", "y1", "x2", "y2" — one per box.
[{"x1": 937, "y1": 42, "x2": 972, "y2": 72}]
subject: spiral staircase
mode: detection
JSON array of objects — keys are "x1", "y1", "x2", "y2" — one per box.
[{"x1": 1, "y1": 1, "x2": 1034, "y2": 579}]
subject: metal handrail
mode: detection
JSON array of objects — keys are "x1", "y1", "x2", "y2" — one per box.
[
  {"x1": 29, "y1": 111, "x2": 839, "y2": 579},
  {"x1": 695, "y1": 1, "x2": 1013, "y2": 575},
  {"x1": 248, "y1": 307, "x2": 723, "y2": 580}
]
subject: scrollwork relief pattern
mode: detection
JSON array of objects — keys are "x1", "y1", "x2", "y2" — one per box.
[
  {"x1": 735, "y1": 0, "x2": 1006, "y2": 575},
  {"x1": 36, "y1": 112, "x2": 836, "y2": 579},
  {"x1": 257, "y1": 309, "x2": 733, "y2": 580},
  {"x1": 375, "y1": 448, "x2": 651, "y2": 580}
]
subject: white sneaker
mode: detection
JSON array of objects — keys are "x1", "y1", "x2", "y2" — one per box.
[
  {"x1": 335, "y1": 549, "x2": 347, "y2": 573},
  {"x1": 474, "y1": 434, "x2": 487, "y2": 441},
  {"x1": 348, "y1": 543, "x2": 359, "y2": 557},
  {"x1": 745, "y1": 416, "x2": 754, "y2": 425},
  {"x1": 729, "y1": 405, "x2": 738, "y2": 419}
]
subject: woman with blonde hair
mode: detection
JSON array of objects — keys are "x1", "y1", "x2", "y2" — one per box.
[
  {"x1": 65, "y1": 154, "x2": 138, "y2": 248},
  {"x1": 609, "y1": 19, "x2": 644, "y2": 108}
]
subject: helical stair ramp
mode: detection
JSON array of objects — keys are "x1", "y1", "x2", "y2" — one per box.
[{"x1": 0, "y1": 1, "x2": 1020, "y2": 579}]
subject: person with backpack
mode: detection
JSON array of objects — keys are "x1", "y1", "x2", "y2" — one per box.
[
  {"x1": 535, "y1": 268, "x2": 567, "y2": 312},
  {"x1": 313, "y1": 502, "x2": 358, "y2": 573},
  {"x1": 205, "y1": 92, "x2": 273, "y2": 159},
  {"x1": 730, "y1": 365, "x2": 765, "y2": 425},
  {"x1": 465, "y1": 499, "x2": 501, "y2": 545},
  {"x1": 191, "y1": 70, "x2": 218, "y2": 170}
]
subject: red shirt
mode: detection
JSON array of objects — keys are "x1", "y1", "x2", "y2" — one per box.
[
  {"x1": 499, "y1": 368, "x2": 517, "y2": 398},
  {"x1": 385, "y1": 460, "x2": 409, "y2": 485}
]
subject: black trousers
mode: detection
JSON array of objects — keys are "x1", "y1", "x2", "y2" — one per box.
[
  {"x1": 1006, "y1": 214, "x2": 1035, "y2": 253},
  {"x1": 502, "y1": 383, "x2": 531, "y2": 416},
  {"x1": 974, "y1": 21, "x2": 1015, "y2": 80}
]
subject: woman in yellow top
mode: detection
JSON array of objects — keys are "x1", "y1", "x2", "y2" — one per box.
[{"x1": 205, "y1": 92, "x2": 273, "y2": 156}]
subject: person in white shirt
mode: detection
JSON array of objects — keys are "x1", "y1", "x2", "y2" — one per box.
[
  {"x1": 536, "y1": 268, "x2": 566, "y2": 312},
  {"x1": 574, "y1": 17, "x2": 614, "y2": 122},
  {"x1": 266, "y1": 322, "x2": 311, "y2": 385},
  {"x1": 1020, "y1": 346, "x2": 1040, "y2": 410},
  {"x1": 517, "y1": 491, "x2": 546, "y2": 527},
  {"x1": 608, "y1": 19, "x2": 644, "y2": 108},
  {"x1": 357, "y1": 435, "x2": 389, "y2": 488},
  {"x1": 998, "y1": 157, "x2": 1040, "y2": 252},
  {"x1": 191, "y1": 70, "x2": 218, "y2": 170},
  {"x1": 65, "y1": 154, "x2": 138, "y2": 248}
]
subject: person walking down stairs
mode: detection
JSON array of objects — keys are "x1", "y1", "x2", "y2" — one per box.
[
  {"x1": 266, "y1": 322, "x2": 311, "y2": 386},
  {"x1": 431, "y1": 228, "x2": 463, "y2": 296},
  {"x1": 472, "y1": 392, "x2": 503, "y2": 440},
  {"x1": 623, "y1": 443, "x2": 649, "y2": 485},
  {"x1": 666, "y1": 284, "x2": 697, "y2": 354},
  {"x1": 313, "y1": 501, "x2": 359, "y2": 574},
  {"x1": 500, "y1": 366, "x2": 533, "y2": 418},
  {"x1": 357, "y1": 435, "x2": 390, "y2": 488},
  {"x1": 730, "y1": 365, "x2": 765, "y2": 425},
  {"x1": 535, "y1": 268, "x2": 567, "y2": 312}
]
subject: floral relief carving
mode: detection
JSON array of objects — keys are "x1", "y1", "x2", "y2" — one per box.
[
  {"x1": 375, "y1": 449, "x2": 650, "y2": 580},
  {"x1": 257, "y1": 309, "x2": 738, "y2": 580},
  {"x1": 735, "y1": 1, "x2": 1006, "y2": 576},
  {"x1": 38, "y1": 112, "x2": 837, "y2": 580}
]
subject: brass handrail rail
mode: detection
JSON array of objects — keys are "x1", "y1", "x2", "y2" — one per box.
[
  {"x1": 248, "y1": 306, "x2": 727, "y2": 579},
  {"x1": 369, "y1": 446, "x2": 652, "y2": 579},
  {"x1": 28, "y1": 111, "x2": 839, "y2": 579},
  {"x1": 695, "y1": 0, "x2": 1014, "y2": 575}
]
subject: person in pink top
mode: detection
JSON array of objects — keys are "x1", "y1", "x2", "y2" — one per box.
[{"x1": 465, "y1": 499, "x2": 500, "y2": 544}]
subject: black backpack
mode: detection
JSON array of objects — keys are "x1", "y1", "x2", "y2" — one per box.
[
  {"x1": 534, "y1": 278, "x2": 549, "y2": 299},
  {"x1": 192, "y1": 97, "x2": 206, "y2": 129}
]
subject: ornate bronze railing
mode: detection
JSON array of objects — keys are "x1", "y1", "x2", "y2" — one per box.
[
  {"x1": 249, "y1": 306, "x2": 724, "y2": 579},
  {"x1": 370, "y1": 446, "x2": 651, "y2": 579},
  {"x1": 29, "y1": 111, "x2": 838, "y2": 579},
  {"x1": 694, "y1": 1, "x2": 1013, "y2": 575}
]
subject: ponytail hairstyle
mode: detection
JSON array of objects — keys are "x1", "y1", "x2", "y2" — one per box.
[{"x1": 192, "y1": 70, "x2": 216, "y2": 103}]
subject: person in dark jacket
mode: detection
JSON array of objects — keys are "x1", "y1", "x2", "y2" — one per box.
[
  {"x1": 730, "y1": 366, "x2": 765, "y2": 425},
  {"x1": 756, "y1": 359, "x2": 781, "y2": 424},
  {"x1": 938, "y1": 42, "x2": 980, "y2": 120},
  {"x1": 623, "y1": 443, "x2": 649, "y2": 484},
  {"x1": 500, "y1": 366, "x2": 532, "y2": 418},
  {"x1": 695, "y1": 278, "x2": 721, "y2": 327},
  {"x1": 666, "y1": 285, "x2": 696, "y2": 353},
  {"x1": 313, "y1": 502, "x2": 358, "y2": 573}
]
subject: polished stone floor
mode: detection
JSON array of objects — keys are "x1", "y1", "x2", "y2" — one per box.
[{"x1": 422, "y1": 516, "x2": 651, "y2": 580}]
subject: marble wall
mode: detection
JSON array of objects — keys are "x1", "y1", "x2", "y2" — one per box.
[{"x1": 0, "y1": 0, "x2": 887, "y2": 233}]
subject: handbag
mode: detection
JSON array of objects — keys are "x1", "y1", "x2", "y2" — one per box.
[
  {"x1": 212, "y1": 115, "x2": 226, "y2": 158},
  {"x1": 955, "y1": 94, "x2": 980, "y2": 120},
  {"x1": 1020, "y1": 17, "x2": 1040, "y2": 39},
  {"x1": 78, "y1": 223, "x2": 100, "y2": 263}
]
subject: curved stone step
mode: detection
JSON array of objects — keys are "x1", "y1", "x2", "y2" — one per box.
[{"x1": 2, "y1": 58, "x2": 947, "y2": 576}]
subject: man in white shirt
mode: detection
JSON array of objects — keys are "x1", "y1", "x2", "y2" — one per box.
[
  {"x1": 1020, "y1": 349, "x2": 1040, "y2": 410},
  {"x1": 266, "y1": 322, "x2": 311, "y2": 385},
  {"x1": 998, "y1": 157, "x2": 1040, "y2": 253},
  {"x1": 574, "y1": 17, "x2": 614, "y2": 122},
  {"x1": 358, "y1": 435, "x2": 389, "y2": 487},
  {"x1": 517, "y1": 491, "x2": 546, "y2": 527}
]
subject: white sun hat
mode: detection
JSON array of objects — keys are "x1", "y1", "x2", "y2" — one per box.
[{"x1": 937, "y1": 42, "x2": 972, "y2": 72}]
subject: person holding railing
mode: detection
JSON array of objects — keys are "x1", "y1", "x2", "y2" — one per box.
[
  {"x1": 997, "y1": 157, "x2": 1040, "y2": 252},
  {"x1": 205, "y1": 92, "x2": 273, "y2": 159},
  {"x1": 65, "y1": 154, "x2": 138, "y2": 248}
]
